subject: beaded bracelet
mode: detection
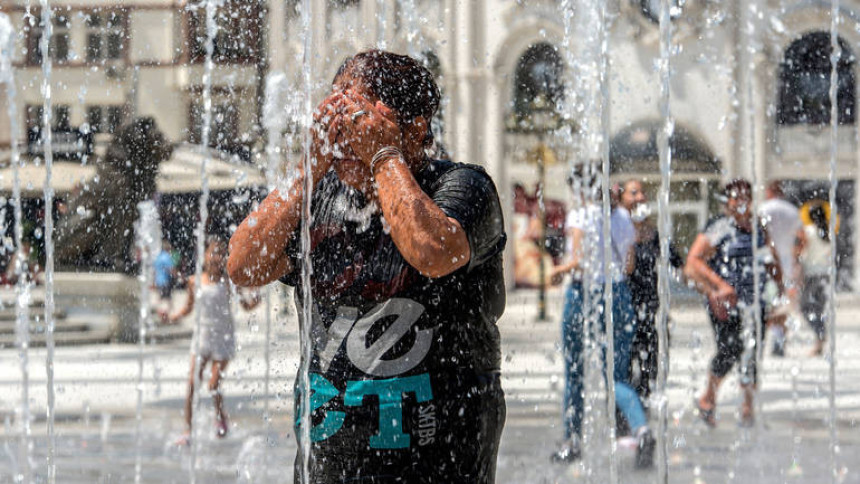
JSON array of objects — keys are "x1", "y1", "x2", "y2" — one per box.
[{"x1": 370, "y1": 146, "x2": 403, "y2": 174}]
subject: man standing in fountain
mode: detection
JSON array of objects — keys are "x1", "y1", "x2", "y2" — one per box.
[{"x1": 228, "y1": 50, "x2": 507, "y2": 483}]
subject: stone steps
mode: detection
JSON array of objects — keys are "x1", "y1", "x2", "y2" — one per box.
[
  {"x1": 0, "y1": 326, "x2": 112, "y2": 348},
  {"x1": 146, "y1": 323, "x2": 193, "y2": 343},
  {"x1": 0, "y1": 275, "x2": 199, "y2": 347},
  {"x1": 0, "y1": 319, "x2": 89, "y2": 335},
  {"x1": 0, "y1": 309, "x2": 69, "y2": 324},
  {"x1": 0, "y1": 314, "x2": 193, "y2": 348}
]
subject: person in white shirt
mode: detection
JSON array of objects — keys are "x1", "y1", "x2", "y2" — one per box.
[
  {"x1": 758, "y1": 180, "x2": 801, "y2": 356},
  {"x1": 795, "y1": 201, "x2": 833, "y2": 356}
]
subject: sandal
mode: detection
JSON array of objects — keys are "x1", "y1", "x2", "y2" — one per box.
[
  {"x1": 174, "y1": 433, "x2": 191, "y2": 447},
  {"x1": 739, "y1": 405, "x2": 755, "y2": 428},
  {"x1": 694, "y1": 399, "x2": 717, "y2": 428}
]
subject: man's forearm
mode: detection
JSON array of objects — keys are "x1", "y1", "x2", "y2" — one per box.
[
  {"x1": 228, "y1": 175, "x2": 304, "y2": 286},
  {"x1": 373, "y1": 156, "x2": 470, "y2": 278}
]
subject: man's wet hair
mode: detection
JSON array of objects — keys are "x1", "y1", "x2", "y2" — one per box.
[{"x1": 335, "y1": 50, "x2": 440, "y2": 143}]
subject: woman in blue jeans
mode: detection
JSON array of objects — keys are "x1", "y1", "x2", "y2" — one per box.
[{"x1": 549, "y1": 174, "x2": 654, "y2": 468}]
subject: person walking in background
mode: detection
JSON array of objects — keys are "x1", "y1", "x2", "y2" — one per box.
[
  {"x1": 619, "y1": 180, "x2": 684, "y2": 404},
  {"x1": 154, "y1": 240, "x2": 176, "y2": 312},
  {"x1": 685, "y1": 179, "x2": 784, "y2": 427},
  {"x1": 227, "y1": 50, "x2": 508, "y2": 483},
  {"x1": 166, "y1": 239, "x2": 260, "y2": 444},
  {"x1": 796, "y1": 200, "x2": 834, "y2": 356},
  {"x1": 759, "y1": 180, "x2": 802, "y2": 356},
  {"x1": 548, "y1": 170, "x2": 655, "y2": 469}
]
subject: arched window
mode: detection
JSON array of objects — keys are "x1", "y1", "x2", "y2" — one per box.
[
  {"x1": 778, "y1": 32, "x2": 855, "y2": 125},
  {"x1": 512, "y1": 43, "x2": 564, "y2": 120}
]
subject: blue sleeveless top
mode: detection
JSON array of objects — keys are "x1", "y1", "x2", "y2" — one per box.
[{"x1": 704, "y1": 216, "x2": 768, "y2": 305}]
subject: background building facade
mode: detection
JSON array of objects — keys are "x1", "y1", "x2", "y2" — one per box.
[{"x1": 1, "y1": 0, "x2": 858, "y2": 290}]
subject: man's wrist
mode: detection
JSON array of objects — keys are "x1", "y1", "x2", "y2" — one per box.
[{"x1": 370, "y1": 146, "x2": 403, "y2": 175}]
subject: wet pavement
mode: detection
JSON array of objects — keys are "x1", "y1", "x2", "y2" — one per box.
[{"x1": 1, "y1": 287, "x2": 858, "y2": 483}]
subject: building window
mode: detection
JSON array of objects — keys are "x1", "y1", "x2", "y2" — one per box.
[
  {"x1": 508, "y1": 43, "x2": 564, "y2": 130},
  {"x1": 778, "y1": 31, "x2": 856, "y2": 126},
  {"x1": 86, "y1": 105, "x2": 124, "y2": 134},
  {"x1": 25, "y1": 10, "x2": 72, "y2": 64},
  {"x1": 189, "y1": 101, "x2": 240, "y2": 152},
  {"x1": 330, "y1": 0, "x2": 361, "y2": 8},
  {"x1": 25, "y1": 105, "x2": 42, "y2": 134},
  {"x1": 107, "y1": 106, "x2": 125, "y2": 133},
  {"x1": 26, "y1": 104, "x2": 73, "y2": 132},
  {"x1": 52, "y1": 13, "x2": 71, "y2": 62},
  {"x1": 189, "y1": 0, "x2": 263, "y2": 64},
  {"x1": 86, "y1": 106, "x2": 103, "y2": 133},
  {"x1": 54, "y1": 105, "x2": 71, "y2": 131},
  {"x1": 86, "y1": 11, "x2": 126, "y2": 62}
]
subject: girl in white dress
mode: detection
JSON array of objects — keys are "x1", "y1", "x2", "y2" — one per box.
[{"x1": 167, "y1": 239, "x2": 259, "y2": 442}]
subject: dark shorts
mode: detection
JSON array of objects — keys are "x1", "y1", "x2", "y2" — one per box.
[
  {"x1": 295, "y1": 374, "x2": 505, "y2": 484},
  {"x1": 707, "y1": 304, "x2": 765, "y2": 385}
]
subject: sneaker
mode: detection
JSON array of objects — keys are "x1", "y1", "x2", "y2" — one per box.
[
  {"x1": 550, "y1": 438, "x2": 582, "y2": 464},
  {"x1": 635, "y1": 428, "x2": 656, "y2": 469}
]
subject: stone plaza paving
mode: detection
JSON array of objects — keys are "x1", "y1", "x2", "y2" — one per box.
[{"x1": 0, "y1": 287, "x2": 858, "y2": 483}]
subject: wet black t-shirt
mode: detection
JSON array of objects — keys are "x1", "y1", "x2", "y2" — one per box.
[{"x1": 281, "y1": 159, "x2": 507, "y2": 484}]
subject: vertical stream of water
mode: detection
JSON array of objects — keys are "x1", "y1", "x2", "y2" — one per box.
[
  {"x1": 597, "y1": 3, "x2": 618, "y2": 482},
  {"x1": 299, "y1": 0, "x2": 316, "y2": 482},
  {"x1": 827, "y1": 2, "x2": 840, "y2": 482},
  {"x1": 0, "y1": 13, "x2": 32, "y2": 483},
  {"x1": 36, "y1": 2, "x2": 57, "y2": 481},
  {"x1": 134, "y1": 202, "x2": 159, "y2": 483},
  {"x1": 189, "y1": 0, "x2": 217, "y2": 481},
  {"x1": 746, "y1": 0, "x2": 764, "y2": 437},
  {"x1": 656, "y1": 0, "x2": 674, "y2": 481}
]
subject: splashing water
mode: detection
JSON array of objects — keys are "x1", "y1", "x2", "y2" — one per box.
[
  {"x1": 38, "y1": 2, "x2": 58, "y2": 481},
  {"x1": 656, "y1": 0, "x2": 675, "y2": 481},
  {"x1": 263, "y1": 72, "x2": 290, "y2": 191},
  {"x1": 134, "y1": 201, "x2": 160, "y2": 483},
  {"x1": 189, "y1": 1, "x2": 219, "y2": 481},
  {"x1": 596, "y1": 2, "x2": 618, "y2": 481},
  {"x1": 299, "y1": 1, "x2": 316, "y2": 482},
  {"x1": 0, "y1": 11, "x2": 33, "y2": 484},
  {"x1": 827, "y1": 2, "x2": 840, "y2": 482}
]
